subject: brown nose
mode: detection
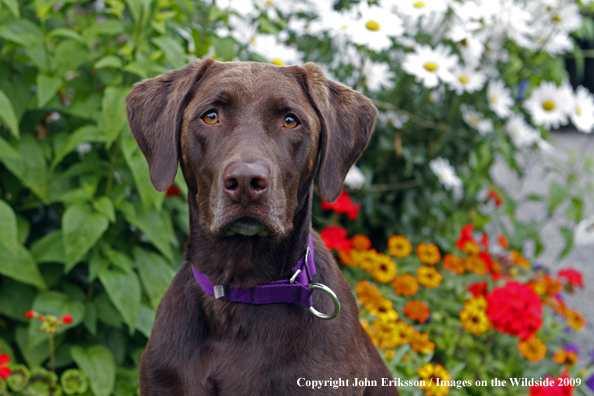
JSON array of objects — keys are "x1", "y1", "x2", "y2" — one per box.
[{"x1": 223, "y1": 162, "x2": 270, "y2": 204}]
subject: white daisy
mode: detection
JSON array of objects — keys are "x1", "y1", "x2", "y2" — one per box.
[
  {"x1": 527, "y1": 29, "x2": 574, "y2": 56},
  {"x1": 344, "y1": 165, "x2": 366, "y2": 190},
  {"x1": 524, "y1": 81, "x2": 573, "y2": 129},
  {"x1": 548, "y1": 3, "x2": 582, "y2": 33},
  {"x1": 348, "y1": 2, "x2": 403, "y2": 52},
  {"x1": 429, "y1": 157, "x2": 463, "y2": 195},
  {"x1": 505, "y1": 114, "x2": 541, "y2": 149},
  {"x1": 570, "y1": 86, "x2": 594, "y2": 133},
  {"x1": 575, "y1": 215, "x2": 594, "y2": 246},
  {"x1": 361, "y1": 60, "x2": 395, "y2": 92},
  {"x1": 487, "y1": 80, "x2": 514, "y2": 119},
  {"x1": 461, "y1": 105, "x2": 493, "y2": 135},
  {"x1": 250, "y1": 34, "x2": 303, "y2": 66},
  {"x1": 449, "y1": 66, "x2": 487, "y2": 95},
  {"x1": 391, "y1": 0, "x2": 448, "y2": 20},
  {"x1": 378, "y1": 111, "x2": 409, "y2": 129},
  {"x1": 401, "y1": 44, "x2": 459, "y2": 88}
]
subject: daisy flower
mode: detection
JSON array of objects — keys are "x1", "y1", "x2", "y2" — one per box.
[
  {"x1": 402, "y1": 44, "x2": 459, "y2": 88},
  {"x1": 548, "y1": 3, "x2": 582, "y2": 33},
  {"x1": 250, "y1": 34, "x2": 303, "y2": 66},
  {"x1": 575, "y1": 216, "x2": 594, "y2": 246},
  {"x1": 505, "y1": 114, "x2": 541, "y2": 149},
  {"x1": 429, "y1": 157, "x2": 463, "y2": 194},
  {"x1": 348, "y1": 2, "x2": 403, "y2": 52},
  {"x1": 362, "y1": 60, "x2": 395, "y2": 91},
  {"x1": 378, "y1": 111, "x2": 409, "y2": 129},
  {"x1": 392, "y1": 0, "x2": 448, "y2": 20},
  {"x1": 461, "y1": 105, "x2": 493, "y2": 135},
  {"x1": 449, "y1": 66, "x2": 487, "y2": 95},
  {"x1": 524, "y1": 81, "x2": 572, "y2": 129},
  {"x1": 344, "y1": 165, "x2": 366, "y2": 190},
  {"x1": 487, "y1": 80, "x2": 514, "y2": 118},
  {"x1": 569, "y1": 86, "x2": 594, "y2": 133}
]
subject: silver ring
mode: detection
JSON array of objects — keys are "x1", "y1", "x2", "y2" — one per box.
[{"x1": 308, "y1": 283, "x2": 340, "y2": 320}]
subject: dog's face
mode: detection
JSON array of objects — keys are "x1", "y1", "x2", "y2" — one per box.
[{"x1": 126, "y1": 60, "x2": 377, "y2": 240}]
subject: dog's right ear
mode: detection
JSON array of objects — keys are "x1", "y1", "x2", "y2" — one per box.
[{"x1": 125, "y1": 58, "x2": 215, "y2": 192}]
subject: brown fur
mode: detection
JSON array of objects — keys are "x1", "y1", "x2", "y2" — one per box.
[{"x1": 126, "y1": 59, "x2": 397, "y2": 395}]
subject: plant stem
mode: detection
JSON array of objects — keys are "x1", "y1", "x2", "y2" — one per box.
[{"x1": 48, "y1": 333, "x2": 55, "y2": 372}]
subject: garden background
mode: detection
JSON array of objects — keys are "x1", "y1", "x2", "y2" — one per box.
[{"x1": 1, "y1": 0, "x2": 594, "y2": 395}]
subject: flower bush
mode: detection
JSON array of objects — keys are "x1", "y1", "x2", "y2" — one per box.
[{"x1": 1, "y1": 0, "x2": 594, "y2": 395}]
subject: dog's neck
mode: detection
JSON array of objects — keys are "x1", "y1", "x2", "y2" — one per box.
[{"x1": 184, "y1": 185, "x2": 314, "y2": 288}]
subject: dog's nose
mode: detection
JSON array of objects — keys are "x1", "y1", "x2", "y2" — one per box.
[{"x1": 223, "y1": 162, "x2": 270, "y2": 204}]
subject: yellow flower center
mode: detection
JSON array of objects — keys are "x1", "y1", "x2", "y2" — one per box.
[
  {"x1": 272, "y1": 59, "x2": 284, "y2": 66},
  {"x1": 542, "y1": 100, "x2": 555, "y2": 111},
  {"x1": 366, "y1": 20, "x2": 380, "y2": 31},
  {"x1": 469, "y1": 116, "x2": 479, "y2": 126},
  {"x1": 490, "y1": 96, "x2": 497, "y2": 104},
  {"x1": 576, "y1": 106, "x2": 581, "y2": 116},
  {"x1": 553, "y1": 15, "x2": 561, "y2": 22},
  {"x1": 424, "y1": 62, "x2": 438, "y2": 72},
  {"x1": 413, "y1": 1, "x2": 426, "y2": 8},
  {"x1": 459, "y1": 76, "x2": 468, "y2": 83}
]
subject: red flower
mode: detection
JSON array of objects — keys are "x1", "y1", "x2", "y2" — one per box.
[
  {"x1": 25, "y1": 310, "x2": 35, "y2": 318},
  {"x1": 486, "y1": 281, "x2": 543, "y2": 340},
  {"x1": 488, "y1": 190, "x2": 502, "y2": 206},
  {"x1": 321, "y1": 191, "x2": 360, "y2": 221},
  {"x1": 468, "y1": 282, "x2": 488, "y2": 297},
  {"x1": 320, "y1": 226, "x2": 351, "y2": 253},
  {"x1": 558, "y1": 268, "x2": 583, "y2": 288},
  {"x1": 456, "y1": 224, "x2": 479, "y2": 253},
  {"x1": 166, "y1": 184, "x2": 181, "y2": 197},
  {"x1": 62, "y1": 314, "x2": 73, "y2": 324},
  {"x1": 479, "y1": 251, "x2": 493, "y2": 272},
  {"x1": 38, "y1": 316, "x2": 45, "y2": 322},
  {"x1": 0, "y1": 352, "x2": 10, "y2": 379},
  {"x1": 481, "y1": 233, "x2": 489, "y2": 249},
  {"x1": 529, "y1": 373, "x2": 573, "y2": 396}
]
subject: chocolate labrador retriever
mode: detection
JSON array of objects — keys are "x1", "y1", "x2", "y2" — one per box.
[{"x1": 126, "y1": 58, "x2": 397, "y2": 395}]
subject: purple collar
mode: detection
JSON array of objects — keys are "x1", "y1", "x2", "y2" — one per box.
[{"x1": 191, "y1": 234, "x2": 340, "y2": 320}]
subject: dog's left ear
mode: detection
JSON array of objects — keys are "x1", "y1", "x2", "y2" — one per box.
[
  {"x1": 125, "y1": 58, "x2": 215, "y2": 192},
  {"x1": 299, "y1": 63, "x2": 378, "y2": 203}
]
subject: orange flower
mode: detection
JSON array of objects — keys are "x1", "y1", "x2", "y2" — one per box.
[
  {"x1": 337, "y1": 250, "x2": 356, "y2": 266},
  {"x1": 465, "y1": 254, "x2": 488, "y2": 275},
  {"x1": 498, "y1": 233, "x2": 510, "y2": 249},
  {"x1": 518, "y1": 336, "x2": 547, "y2": 362},
  {"x1": 553, "y1": 350, "x2": 578, "y2": 366},
  {"x1": 543, "y1": 275, "x2": 562, "y2": 295},
  {"x1": 391, "y1": 274, "x2": 419, "y2": 296},
  {"x1": 443, "y1": 255, "x2": 465, "y2": 275},
  {"x1": 351, "y1": 249, "x2": 379, "y2": 271},
  {"x1": 369, "y1": 253, "x2": 397, "y2": 283},
  {"x1": 356, "y1": 281, "x2": 381, "y2": 307},
  {"x1": 416, "y1": 243, "x2": 441, "y2": 265},
  {"x1": 351, "y1": 234, "x2": 372, "y2": 250},
  {"x1": 418, "y1": 266, "x2": 442, "y2": 288},
  {"x1": 360, "y1": 319, "x2": 378, "y2": 346},
  {"x1": 388, "y1": 235, "x2": 413, "y2": 258},
  {"x1": 417, "y1": 363, "x2": 451, "y2": 396},
  {"x1": 566, "y1": 309, "x2": 585, "y2": 331},
  {"x1": 409, "y1": 331, "x2": 435, "y2": 353},
  {"x1": 404, "y1": 301, "x2": 430, "y2": 323},
  {"x1": 511, "y1": 251, "x2": 530, "y2": 268}
]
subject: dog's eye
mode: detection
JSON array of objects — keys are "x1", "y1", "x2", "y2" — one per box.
[
  {"x1": 283, "y1": 115, "x2": 298, "y2": 129},
  {"x1": 203, "y1": 111, "x2": 219, "y2": 125}
]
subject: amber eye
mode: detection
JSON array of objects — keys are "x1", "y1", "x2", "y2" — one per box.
[
  {"x1": 203, "y1": 111, "x2": 219, "y2": 124},
  {"x1": 283, "y1": 115, "x2": 298, "y2": 129}
]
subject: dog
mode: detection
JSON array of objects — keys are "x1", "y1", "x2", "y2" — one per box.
[{"x1": 126, "y1": 58, "x2": 397, "y2": 395}]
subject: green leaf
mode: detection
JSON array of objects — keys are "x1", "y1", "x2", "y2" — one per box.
[
  {"x1": 36, "y1": 74, "x2": 62, "y2": 107},
  {"x1": 135, "y1": 304, "x2": 155, "y2": 338},
  {"x1": 0, "y1": 135, "x2": 49, "y2": 201},
  {"x1": 0, "y1": 199, "x2": 19, "y2": 255},
  {"x1": 62, "y1": 203, "x2": 110, "y2": 272},
  {"x1": 567, "y1": 197, "x2": 583, "y2": 224},
  {"x1": 559, "y1": 227, "x2": 574, "y2": 259},
  {"x1": 101, "y1": 87, "x2": 130, "y2": 146},
  {"x1": 1, "y1": 0, "x2": 20, "y2": 17},
  {"x1": 93, "y1": 196, "x2": 115, "y2": 223},
  {"x1": 0, "y1": 279, "x2": 37, "y2": 321},
  {"x1": 27, "y1": 291, "x2": 85, "y2": 348},
  {"x1": 0, "y1": 243, "x2": 46, "y2": 289},
  {"x1": 0, "y1": 89, "x2": 20, "y2": 138},
  {"x1": 212, "y1": 36, "x2": 236, "y2": 62},
  {"x1": 71, "y1": 345, "x2": 116, "y2": 396},
  {"x1": 95, "y1": 55, "x2": 123, "y2": 69},
  {"x1": 89, "y1": 254, "x2": 109, "y2": 282},
  {"x1": 47, "y1": 27, "x2": 84, "y2": 43},
  {"x1": 30, "y1": 230, "x2": 65, "y2": 264},
  {"x1": 98, "y1": 266, "x2": 141, "y2": 335},
  {"x1": 153, "y1": 36, "x2": 187, "y2": 69},
  {"x1": 0, "y1": 18, "x2": 43, "y2": 47},
  {"x1": 51, "y1": 125, "x2": 104, "y2": 169},
  {"x1": 134, "y1": 248, "x2": 175, "y2": 310},
  {"x1": 16, "y1": 326, "x2": 48, "y2": 368},
  {"x1": 548, "y1": 181, "x2": 568, "y2": 215},
  {"x1": 84, "y1": 303, "x2": 97, "y2": 335}
]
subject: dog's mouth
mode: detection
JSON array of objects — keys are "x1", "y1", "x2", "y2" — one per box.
[{"x1": 225, "y1": 216, "x2": 270, "y2": 237}]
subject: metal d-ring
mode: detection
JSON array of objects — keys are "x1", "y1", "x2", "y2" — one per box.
[{"x1": 308, "y1": 283, "x2": 340, "y2": 320}]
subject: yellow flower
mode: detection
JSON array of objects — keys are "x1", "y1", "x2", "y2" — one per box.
[
  {"x1": 391, "y1": 274, "x2": 419, "y2": 297},
  {"x1": 351, "y1": 249, "x2": 379, "y2": 271},
  {"x1": 351, "y1": 234, "x2": 372, "y2": 250},
  {"x1": 360, "y1": 319, "x2": 378, "y2": 346},
  {"x1": 465, "y1": 254, "x2": 488, "y2": 275},
  {"x1": 418, "y1": 266, "x2": 443, "y2": 288},
  {"x1": 384, "y1": 321, "x2": 413, "y2": 348},
  {"x1": 461, "y1": 240, "x2": 480, "y2": 255},
  {"x1": 566, "y1": 309, "x2": 585, "y2": 331},
  {"x1": 553, "y1": 350, "x2": 578, "y2": 366},
  {"x1": 443, "y1": 254, "x2": 465, "y2": 275},
  {"x1": 409, "y1": 331, "x2": 435, "y2": 353},
  {"x1": 511, "y1": 251, "x2": 530, "y2": 268},
  {"x1": 464, "y1": 295, "x2": 487, "y2": 311},
  {"x1": 385, "y1": 349, "x2": 395, "y2": 361},
  {"x1": 388, "y1": 235, "x2": 413, "y2": 257},
  {"x1": 369, "y1": 253, "x2": 397, "y2": 283},
  {"x1": 417, "y1": 363, "x2": 451, "y2": 396},
  {"x1": 518, "y1": 336, "x2": 547, "y2": 362},
  {"x1": 356, "y1": 281, "x2": 381, "y2": 307},
  {"x1": 416, "y1": 243, "x2": 441, "y2": 265}
]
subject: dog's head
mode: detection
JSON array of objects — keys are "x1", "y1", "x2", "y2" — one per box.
[{"x1": 126, "y1": 59, "x2": 377, "y2": 240}]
